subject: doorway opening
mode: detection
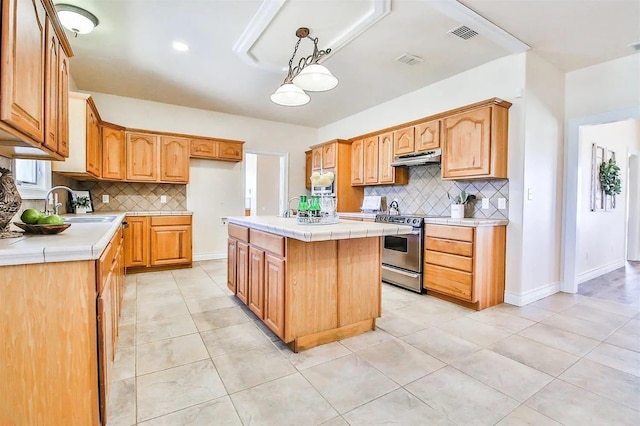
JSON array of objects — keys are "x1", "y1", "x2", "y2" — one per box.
[{"x1": 244, "y1": 152, "x2": 288, "y2": 217}]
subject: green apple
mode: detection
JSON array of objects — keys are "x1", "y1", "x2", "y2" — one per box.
[
  {"x1": 21, "y1": 209, "x2": 44, "y2": 224},
  {"x1": 37, "y1": 214, "x2": 64, "y2": 225}
]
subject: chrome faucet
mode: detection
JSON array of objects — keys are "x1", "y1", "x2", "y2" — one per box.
[
  {"x1": 44, "y1": 186, "x2": 78, "y2": 215},
  {"x1": 283, "y1": 197, "x2": 300, "y2": 217}
]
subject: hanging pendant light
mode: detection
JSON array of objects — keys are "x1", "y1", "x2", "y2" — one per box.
[{"x1": 270, "y1": 27, "x2": 338, "y2": 107}]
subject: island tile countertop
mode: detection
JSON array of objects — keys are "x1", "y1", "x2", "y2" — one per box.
[
  {"x1": 423, "y1": 217, "x2": 509, "y2": 227},
  {"x1": 0, "y1": 213, "x2": 127, "y2": 266},
  {"x1": 228, "y1": 216, "x2": 413, "y2": 242},
  {"x1": 337, "y1": 212, "x2": 379, "y2": 220}
]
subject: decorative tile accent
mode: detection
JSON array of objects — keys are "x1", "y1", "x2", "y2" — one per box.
[
  {"x1": 76, "y1": 181, "x2": 187, "y2": 212},
  {"x1": 364, "y1": 164, "x2": 509, "y2": 219}
]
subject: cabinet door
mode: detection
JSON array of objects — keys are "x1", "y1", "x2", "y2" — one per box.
[
  {"x1": 236, "y1": 242, "x2": 249, "y2": 304},
  {"x1": 150, "y1": 225, "x2": 192, "y2": 266},
  {"x1": 102, "y1": 126, "x2": 126, "y2": 180},
  {"x1": 227, "y1": 238, "x2": 237, "y2": 293},
  {"x1": 305, "y1": 150, "x2": 312, "y2": 189},
  {"x1": 97, "y1": 274, "x2": 114, "y2": 426},
  {"x1": 126, "y1": 132, "x2": 158, "y2": 181},
  {"x1": 160, "y1": 136, "x2": 189, "y2": 182},
  {"x1": 263, "y1": 254, "x2": 285, "y2": 339},
  {"x1": 218, "y1": 141, "x2": 243, "y2": 161},
  {"x1": 363, "y1": 137, "x2": 379, "y2": 184},
  {"x1": 57, "y1": 45, "x2": 70, "y2": 157},
  {"x1": 190, "y1": 139, "x2": 217, "y2": 159},
  {"x1": 124, "y1": 216, "x2": 149, "y2": 268},
  {"x1": 86, "y1": 102, "x2": 102, "y2": 177},
  {"x1": 322, "y1": 143, "x2": 336, "y2": 169},
  {"x1": 393, "y1": 127, "x2": 414, "y2": 156},
  {"x1": 442, "y1": 107, "x2": 491, "y2": 178},
  {"x1": 311, "y1": 147, "x2": 322, "y2": 171},
  {"x1": 378, "y1": 132, "x2": 395, "y2": 184},
  {"x1": 351, "y1": 139, "x2": 364, "y2": 185},
  {"x1": 415, "y1": 120, "x2": 440, "y2": 152},
  {"x1": 43, "y1": 19, "x2": 58, "y2": 152},
  {"x1": 0, "y1": 0, "x2": 46, "y2": 143},
  {"x1": 248, "y1": 247, "x2": 265, "y2": 319}
]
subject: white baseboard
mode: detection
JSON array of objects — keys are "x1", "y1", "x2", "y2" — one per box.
[
  {"x1": 504, "y1": 281, "x2": 561, "y2": 306},
  {"x1": 577, "y1": 259, "x2": 625, "y2": 284},
  {"x1": 193, "y1": 252, "x2": 227, "y2": 262}
]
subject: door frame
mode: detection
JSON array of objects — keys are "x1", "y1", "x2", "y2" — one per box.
[
  {"x1": 561, "y1": 107, "x2": 640, "y2": 293},
  {"x1": 243, "y1": 150, "x2": 289, "y2": 217}
]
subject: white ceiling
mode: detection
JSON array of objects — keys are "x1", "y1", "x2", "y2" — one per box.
[{"x1": 64, "y1": 0, "x2": 640, "y2": 128}]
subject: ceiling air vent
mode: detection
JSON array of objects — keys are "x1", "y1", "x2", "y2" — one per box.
[
  {"x1": 449, "y1": 25, "x2": 478, "y2": 40},
  {"x1": 395, "y1": 53, "x2": 424, "y2": 66}
]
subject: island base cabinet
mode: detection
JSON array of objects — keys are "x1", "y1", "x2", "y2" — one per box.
[{"x1": 227, "y1": 224, "x2": 381, "y2": 352}]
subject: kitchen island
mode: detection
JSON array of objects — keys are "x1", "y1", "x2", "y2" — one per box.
[{"x1": 227, "y1": 216, "x2": 413, "y2": 351}]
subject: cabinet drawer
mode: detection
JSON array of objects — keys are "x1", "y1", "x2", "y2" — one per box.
[
  {"x1": 425, "y1": 237, "x2": 473, "y2": 257},
  {"x1": 229, "y1": 224, "x2": 249, "y2": 242},
  {"x1": 250, "y1": 229, "x2": 285, "y2": 257},
  {"x1": 150, "y1": 215, "x2": 192, "y2": 226},
  {"x1": 423, "y1": 264, "x2": 474, "y2": 302},
  {"x1": 425, "y1": 250, "x2": 473, "y2": 272},
  {"x1": 425, "y1": 224, "x2": 473, "y2": 242}
]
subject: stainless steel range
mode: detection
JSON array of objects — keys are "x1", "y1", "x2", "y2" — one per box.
[{"x1": 375, "y1": 214, "x2": 425, "y2": 293}]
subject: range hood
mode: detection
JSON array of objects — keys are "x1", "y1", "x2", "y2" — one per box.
[{"x1": 391, "y1": 148, "x2": 441, "y2": 167}]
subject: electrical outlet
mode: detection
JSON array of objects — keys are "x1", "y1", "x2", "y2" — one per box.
[
  {"x1": 102, "y1": 194, "x2": 109, "y2": 203},
  {"x1": 160, "y1": 195, "x2": 167, "y2": 204},
  {"x1": 482, "y1": 198, "x2": 490, "y2": 209},
  {"x1": 498, "y1": 198, "x2": 507, "y2": 209},
  {"x1": 221, "y1": 217, "x2": 228, "y2": 225}
]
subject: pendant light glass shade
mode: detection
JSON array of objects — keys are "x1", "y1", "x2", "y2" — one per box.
[
  {"x1": 292, "y1": 64, "x2": 338, "y2": 92},
  {"x1": 56, "y1": 4, "x2": 99, "y2": 34},
  {"x1": 270, "y1": 83, "x2": 310, "y2": 106}
]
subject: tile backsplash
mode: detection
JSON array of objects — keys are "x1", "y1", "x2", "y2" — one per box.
[
  {"x1": 76, "y1": 181, "x2": 187, "y2": 212},
  {"x1": 364, "y1": 164, "x2": 509, "y2": 219}
]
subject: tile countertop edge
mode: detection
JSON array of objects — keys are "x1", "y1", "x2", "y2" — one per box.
[
  {"x1": 106, "y1": 210, "x2": 193, "y2": 216},
  {"x1": 228, "y1": 216, "x2": 413, "y2": 242},
  {"x1": 423, "y1": 217, "x2": 509, "y2": 227}
]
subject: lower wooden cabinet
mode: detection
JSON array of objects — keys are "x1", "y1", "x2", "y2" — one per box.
[
  {"x1": 124, "y1": 215, "x2": 192, "y2": 271},
  {"x1": 263, "y1": 254, "x2": 285, "y2": 338},
  {"x1": 248, "y1": 246, "x2": 265, "y2": 318},
  {"x1": 423, "y1": 224, "x2": 506, "y2": 310},
  {"x1": 235, "y1": 241, "x2": 249, "y2": 305}
]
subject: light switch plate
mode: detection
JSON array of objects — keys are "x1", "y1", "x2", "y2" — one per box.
[
  {"x1": 221, "y1": 217, "x2": 228, "y2": 225},
  {"x1": 498, "y1": 198, "x2": 507, "y2": 209},
  {"x1": 102, "y1": 194, "x2": 109, "y2": 203},
  {"x1": 527, "y1": 188, "x2": 534, "y2": 200},
  {"x1": 482, "y1": 198, "x2": 489, "y2": 209},
  {"x1": 160, "y1": 195, "x2": 167, "y2": 204}
]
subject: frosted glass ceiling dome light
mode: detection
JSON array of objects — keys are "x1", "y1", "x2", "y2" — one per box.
[
  {"x1": 292, "y1": 64, "x2": 338, "y2": 92},
  {"x1": 272, "y1": 27, "x2": 338, "y2": 106},
  {"x1": 56, "y1": 4, "x2": 99, "y2": 35},
  {"x1": 270, "y1": 83, "x2": 310, "y2": 107}
]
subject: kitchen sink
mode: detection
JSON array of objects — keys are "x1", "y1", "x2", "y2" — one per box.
[{"x1": 63, "y1": 215, "x2": 118, "y2": 223}]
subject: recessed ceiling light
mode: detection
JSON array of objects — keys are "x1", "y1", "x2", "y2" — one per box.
[{"x1": 172, "y1": 41, "x2": 190, "y2": 52}]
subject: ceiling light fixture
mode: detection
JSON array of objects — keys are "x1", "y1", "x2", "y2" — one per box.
[
  {"x1": 55, "y1": 4, "x2": 99, "y2": 36},
  {"x1": 270, "y1": 27, "x2": 338, "y2": 107},
  {"x1": 172, "y1": 41, "x2": 190, "y2": 52}
]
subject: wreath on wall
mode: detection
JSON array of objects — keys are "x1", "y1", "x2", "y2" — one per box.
[{"x1": 599, "y1": 157, "x2": 622, "y2": 196}]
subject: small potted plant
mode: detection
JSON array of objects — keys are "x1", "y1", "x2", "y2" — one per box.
[
  {"x1": 72, "y1": 196, "x2": 91, "y2": 214},
  {"x1": 450, "y1": 190, "x2": 476, "y2": 219}
]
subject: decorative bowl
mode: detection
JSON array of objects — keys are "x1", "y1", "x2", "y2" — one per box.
[{"x1": 13, "y1": 222, "x2": 71, "y2": 235}]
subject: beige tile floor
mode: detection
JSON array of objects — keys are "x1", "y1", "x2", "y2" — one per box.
[{"x1": 108, "y1": 260, "x2": 640, "y2": 426}]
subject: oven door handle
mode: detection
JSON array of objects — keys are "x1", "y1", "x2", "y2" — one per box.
[{"x1": 382, "y1": 265, "x2": 421, "y2": 278}]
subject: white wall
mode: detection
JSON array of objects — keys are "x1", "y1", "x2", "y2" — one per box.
[
  {"x1": 317, "y1": 53, "x2": 530, "y2": 302},
  {"x1": 88, "y1": 92, "x2": 317, "y2": 259},
  {"x1": 513, "y1": 52, "x2": 566, "y2": 304},
  {"x1": 576, "y1": 120, "x2": 636, "y2": 281}
]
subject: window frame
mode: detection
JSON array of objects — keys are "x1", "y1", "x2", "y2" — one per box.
[{"x1": 13, "y1": 159, "x2": 52, "y2": 200}]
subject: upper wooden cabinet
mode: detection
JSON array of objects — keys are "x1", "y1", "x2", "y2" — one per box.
[
  {"x1": 393, "y1": 127, "x2": 414, "y2": 156},
  {"x1": 352, "y1": 134, "x2": 407, "y2": 186},
  {"x1": 0, "y1": 0, "x2": 72, "y2": 160},
  {"x1": 322, "y1": 143, "x2": 336, "y2": 169},
  {"x1": 101, "y1": 123, "x2": 126, "y2": 180},
  {"x1": 126, "y1": 132, "x2": 158, "y2": 182},
  {"x1": 415, "y1": 120, "x2": 440, "y2": 152},
  {"x1": 350, "y1": 141, "x2": 364, "y2": 185},
  {"x1": 86, "y1": 100, "x2": 102, "y2": 177},
  {"x1": 189, "y1": 138, "x2": 243, "y2": 162},
  {"x1": 160, "y1": 136, "x2": 189, "y2": 182},
  {"x1": 57, "y1": 46, "x2": 70, "y2": 157},
  {"x1": 311, "y1": 147, "x2": 322, "y2": 170},
  {"x1": 442, "y1": 103, "x2": 509, "y2": 180},
  {"x1": 305, "y1": 150, "x2": 312, "y2": 189}
]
